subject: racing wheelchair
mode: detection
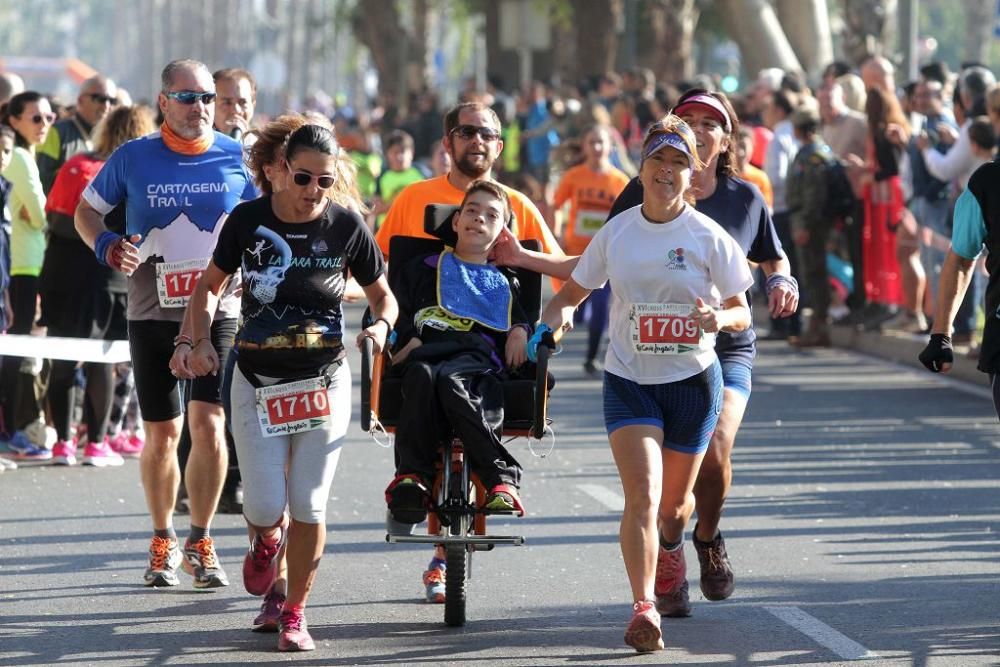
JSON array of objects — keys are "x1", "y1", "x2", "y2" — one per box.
[{"x1": 360, "y1": 204, "x2": 553, "y2": 626}]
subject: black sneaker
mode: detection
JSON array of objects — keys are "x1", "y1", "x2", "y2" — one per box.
[
  {"x1": 183, "y1": 537, "x2": 230, "y2": 589},
  {"x1": 693, "y1": 525, "x2": 735, "y2": 601}
]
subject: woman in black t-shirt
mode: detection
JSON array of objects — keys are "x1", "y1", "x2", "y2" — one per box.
[{"x1": 172, "y1": 124, "x2": 397, "y2": 652}]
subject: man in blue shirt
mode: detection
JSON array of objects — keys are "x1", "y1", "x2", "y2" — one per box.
[{"x1": 76, "y1": 59, "x2": 257, "y2": 590}]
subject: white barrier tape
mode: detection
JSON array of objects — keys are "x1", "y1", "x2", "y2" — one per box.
[{"x1": 0, "y1": 335, "x2": 131, "y2": 363}]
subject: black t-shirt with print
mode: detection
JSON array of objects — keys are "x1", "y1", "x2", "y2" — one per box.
[{"x1": 214, "y1": 196, "x2": 385, "y2": 377}]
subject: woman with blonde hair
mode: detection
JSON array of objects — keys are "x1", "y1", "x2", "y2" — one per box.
[{"x1": 41, "y1": 104, "x2": 156, "y2": 466}]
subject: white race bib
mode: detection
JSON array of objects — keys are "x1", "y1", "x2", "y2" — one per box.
[
  {"x1": 155, "y1": 258, "x2": 209, "y2": 308},
  {"x1": 574, "y1": 209, "x2": 607, "y2": 238},
  {"x1": 629, "y1": 303, "x2": 702, "y2": 355},
  {"x1": 255, "y1": 377, "x2": 331, "y2": 438}
]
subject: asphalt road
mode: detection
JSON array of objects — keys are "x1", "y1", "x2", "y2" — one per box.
[{"x1": 1, "y1": 321, "x2": 998, "y2": 666}]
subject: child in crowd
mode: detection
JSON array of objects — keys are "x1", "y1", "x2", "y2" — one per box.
[{"x1": 370, "y1": 130, "x2": 426, "y2": 232}]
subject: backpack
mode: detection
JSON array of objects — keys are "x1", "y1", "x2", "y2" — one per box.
[{"x1": 822, "y1": 157, "x2": 858, "y2": 220}]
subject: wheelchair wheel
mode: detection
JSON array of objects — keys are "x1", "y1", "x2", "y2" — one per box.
[{"x1": 444, "y1": 542, "x2": 467, "y2": 626}]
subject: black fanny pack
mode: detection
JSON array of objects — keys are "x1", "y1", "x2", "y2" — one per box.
[{"x1": 237, "y1": 356, "x2": 343, "y2": 390}]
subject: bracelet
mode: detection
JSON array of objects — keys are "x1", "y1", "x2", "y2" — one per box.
[
  {"x1": 174, "y1": 341, "x2": 192, "y2": 350},
  {"x1": 193, "y1": 337, "x2": 211, "y2": 348},
  {"x1": 373, "y1": 317, "x2": 393, "y2": 333},
  {"x1": 173, "y1": 334, "x2": 193, "y2": 346}
]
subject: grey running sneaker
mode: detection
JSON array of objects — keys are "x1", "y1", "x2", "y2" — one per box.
[
  {"x1": 183, "y1": 537, "x2": 230, "y2": 589},
  {"x1": 693, "y1": 526, "x2": 735, "y2": 600},
  {"x1": 654, "y1": 545, "x2": 691, "y2": 617},
  {"x1": 143, "y1": 536, "x2": 182, "y2": 587}
]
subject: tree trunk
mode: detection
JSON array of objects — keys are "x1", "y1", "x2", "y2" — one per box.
[
  {"x1": 573, "y1": 0, "x2": 622, "y2": 83},
  {"x1": 716, "y1": 0, "x2": 802, "y2": 77},
  {"x1": 838, "y1": 0, "x2": 897, "y2": 66},
  {"x1": 647, "y1": 0, "x2": 699, "y2": 84},
  {"x1": 352, "y1": 0, "x2": 428, "y2": 104},
  {"x1": 775, "y1": 0, "x2": 833, "y2": 80},
  {"x1": 963, "y1": 0, "x2": 994, "y2": 66},
  {"x1": 552, "y1": 15, "x2": 578, "y2": 87}
]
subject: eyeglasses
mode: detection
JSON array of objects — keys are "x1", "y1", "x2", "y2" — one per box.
[
  {"x1": 290, "y1": 170, "x2": 335, "y2": 188},
  {"x1": 450, "y1": 125, "x2": 501, "y2": 142},
  {"x1": 31, "y1": 113, "x2": 56, "y2": 125},
  {"x1": 86, "y1": 93, "x2": 119, "y2": 106},
  {"x1": 165, "y1": 91, "x2": 217, "y2": 105}
]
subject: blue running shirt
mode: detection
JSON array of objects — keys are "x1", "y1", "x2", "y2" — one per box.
[{"x1": 83, "y1": 131, "x2": 258, "y2": 321}]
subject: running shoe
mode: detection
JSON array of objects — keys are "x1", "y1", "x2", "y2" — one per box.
[
  {"x1": 252, "y1": 588, "x2": 286, "y2": 633},
  {"x1": 624, "y1": 600, "x2": 664, "y2": 653},
  {"x1": 693, "y1": 525, "x2": 735, "y2": 601},
  {"x1": 278, "y1": 607, "x2": 315, "y2": 652},
  {"x1": 143, "y1": 536, "x2": 182, "y2": 587},
  {"x1": 0, "y1": 456, "x2": 16, "y2": 471},
  {"x1": 385, "y1": 474, "x2": 429, "y2": 524},
  {"x1": 82, "y1": 439, "x2": 125, "y2": 467},
  {"x1": 243, "y1": 523, "x2": 286, "y2": 596},
  {"x1": 7, "y1": 431, "x2": 52, "y2": 461},
  {"x1": 108, "y1": 432, "x2": 144, "y2": 458},
  {"x1": 654, "y1": 545, "x2": 691, "y2": 617},
  {"x1": 183, "y1": 537, "x2": 230, "y2": 589},
  {"x1": 51, "y1": 440, "x2": 77, "y2": 466},
  {"x1": 423, "y1": 564, "x2": 446, "y2": 604}
]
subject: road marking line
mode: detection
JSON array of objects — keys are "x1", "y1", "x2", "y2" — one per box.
[
  {"x1": 763, "y1": 605, "x2": 878, "y2": 660},
  {"x1": 578, "y1": 484, "x2": 624, "y2": 511}
]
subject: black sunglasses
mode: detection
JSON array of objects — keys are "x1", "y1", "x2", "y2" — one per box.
[
  {"x1": 165, "y1": 91, "x2": 217, "y2": 105},
  {"x1": 291, "y1": 170, "x2": 335, "y2": 188},
  {"x1": 87, "y1": 93, "x2": 119, "y2": 105},
  {"x1": 31, "y1": 113, "x2": 56, "y2": 125},
  {"x1": 450, "y1": 124, "x2": 500, "y2": 142}
]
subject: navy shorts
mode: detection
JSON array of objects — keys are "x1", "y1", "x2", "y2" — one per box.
[
  {"x1": 603, "y1": 361, "x2": 724, "y2": 454},
  {"x1": 720, "y1": 359, "x2": 752, "y2": 400}
]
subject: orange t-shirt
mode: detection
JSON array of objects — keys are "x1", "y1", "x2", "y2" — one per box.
[
  {"x1": 552, "y1": 164, "x2": 630, "y2": 255},
  {"x1": 375, "y1": 174, "x2": 563, "y2": 259},
  {"x1": 741, "y1": 165, "x2": 774, "y2": 210}
]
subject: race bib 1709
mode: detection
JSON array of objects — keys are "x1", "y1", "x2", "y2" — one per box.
[
  {"x1": 155, "y1": 258, "x2": 209, "y2": 308},
  {"x1": 255, "y1": 377, "x2": 331, "y2": 438},
  {"x1": 629, "y1": 302, "x2": 702, "y2": 355}
]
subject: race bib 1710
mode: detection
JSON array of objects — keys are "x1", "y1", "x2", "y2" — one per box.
[
  {"x1": 155, "y1": 258, "x2": 209, "y2": 308},
  {"x1": 629, "y1": 302, "x2": 702, "y2": 355},
  {"x1": 255, "y1": 377, "x2": 331, "y2": 438}
]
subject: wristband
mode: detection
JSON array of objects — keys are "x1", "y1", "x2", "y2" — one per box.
[
  {"x1": 765, "y1": 273, "x2": 799, "y2": 296},
  {"x1": 526, "y1": 323, "x2": 555, "y2": 363},
  {"x1": 373, "y1": 317, "x2": 393, "y2": 333},
  {"x1": 94, "y1": 231, "x2": 122, "y2": 268}
]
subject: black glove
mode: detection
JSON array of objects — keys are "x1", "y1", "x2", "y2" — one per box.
[{"x1": 919, "y1": 333, "x2": 953, "y2": 372}]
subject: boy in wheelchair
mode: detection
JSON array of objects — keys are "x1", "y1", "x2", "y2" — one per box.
[{"x1": 383, "y1": 180, "x2": 531, "y2": 533}]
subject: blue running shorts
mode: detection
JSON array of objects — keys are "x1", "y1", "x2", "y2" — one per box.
[
  {"x1": 720, "y1": 358, "x2": 752, "y2": 400},
  {"x1": 603, "y1": 361, "x2": 724, "y2": 454}
]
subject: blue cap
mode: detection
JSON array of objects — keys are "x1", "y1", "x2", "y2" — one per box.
[{"x1": 642, "y1": 131, "x2": 696, "y2": 167}]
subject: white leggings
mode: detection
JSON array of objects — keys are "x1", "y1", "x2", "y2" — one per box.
[{"x1": 230, "y1": 362, "x2": 351, "y2": 526}]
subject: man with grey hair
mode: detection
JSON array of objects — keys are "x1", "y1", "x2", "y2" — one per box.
[
  {"x1": 37, "y1": 74, "x2": 119, "y2": 193},
  {"x1": 74, "y1": 58, "x2": 257, "y2": 590}
]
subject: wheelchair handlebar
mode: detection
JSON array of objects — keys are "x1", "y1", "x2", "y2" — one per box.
[
  {"x1": 531, "y1": 343, "x2": 550, "y2": 439},
  {"x1": 360, "y1": 335, "x2": 373, "y2": 432}
]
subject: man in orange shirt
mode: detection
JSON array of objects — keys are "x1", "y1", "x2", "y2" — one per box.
[{"x1": 375, "y1": 102, "x2": 562, "y2": 260}]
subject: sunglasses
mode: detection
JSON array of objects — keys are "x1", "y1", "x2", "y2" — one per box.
[
  {"x1": 86, "y1": 93, "x2": 119, "y2": 106},
  {"x1": 165, "y1": 91, "x2": 217, "y2": 105},
  {"x1": 290, "y1": 170, "x2": 335, "y2": 188},
  {"x1": 31, "y1": 113, "x2": 56, "y2": 125},
  {"x1": 450, "y1": 124, "x2": 501, "y2": 142}
]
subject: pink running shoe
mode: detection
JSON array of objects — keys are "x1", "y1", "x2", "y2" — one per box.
[
  {"x1": 624, "y1": 600, "x2": 664, "y2": 653},
  {"x1": 654, "y1": 545, "x2": 691, "y2": 617},
  {"x1": 278, "y1": 607, "x2": 315, "y2": 652},
  {"x1": 51, "y1": 440, "x2": 77, "y2": 466},
  {"x1": 252, "y1": 589, "x2": 286, "y2": 632},
  {"x1": 109, "y1": 432, "x2": 144, "y2": 458},
  {"x1": 82, "y1": 438, "x2": 125, "y2": 467},
  {"x1": 243, "y1": 523, "x2": 286, "y2": 596}
]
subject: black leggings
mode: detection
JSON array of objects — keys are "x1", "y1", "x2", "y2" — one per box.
[
  {"x1": 0, "y1": 275, "x2": 41, "y2": 434},
  {"x1": 394, "y1": 353, "x2": 522, "y2": 490},
  {"x1": 46, "y1": 291, "x2": 127, "y2": 442}
]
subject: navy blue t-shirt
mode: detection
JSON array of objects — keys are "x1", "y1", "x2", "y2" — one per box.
[{"x1": 607, "y1": 175, "x2": 784, "y2": 367}]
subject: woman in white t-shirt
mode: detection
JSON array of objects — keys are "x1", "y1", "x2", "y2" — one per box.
[{"x1": 530, "y1": 116, "x2": 752, "y2": 653}]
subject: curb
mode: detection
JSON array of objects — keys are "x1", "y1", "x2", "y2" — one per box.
[{"x1": 829, "y1": 325, "x2": 988, "y2": 387}]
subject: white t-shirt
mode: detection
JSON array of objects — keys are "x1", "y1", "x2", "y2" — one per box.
[{"x1": 572, "y1": 204, "x2": 754, "y2": 384}]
